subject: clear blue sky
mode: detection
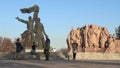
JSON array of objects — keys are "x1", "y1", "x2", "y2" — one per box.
[{"x1": 0, "y1": 0, "x2": 120, "y2": 50}]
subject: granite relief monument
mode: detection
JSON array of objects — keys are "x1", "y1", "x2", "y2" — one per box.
[{"x1": 67, "y1": 24, "x2": 120, "y2": 53}]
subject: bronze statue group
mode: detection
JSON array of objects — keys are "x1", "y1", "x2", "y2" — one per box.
[{"x1": 14, "y1": 5, "x2": 50, "y2": 61}]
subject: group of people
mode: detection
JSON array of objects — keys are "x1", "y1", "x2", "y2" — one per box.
[
  {"x1": 30, "y1": 36, "x2": 51, "y2": 61},
  {"x1": 14, "y1": 37, "x2": 50, "y2": 61}
]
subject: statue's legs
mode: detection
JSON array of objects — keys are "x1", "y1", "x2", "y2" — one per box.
[
  {"x1": 21, "y1": 30, "x2": 29, "y2": 48},
  {"x1": 30, "y1": 32, "x2": 35, "y2": 44},
  {"x1": 100, "y1": 43, "x2": 105, "y2": 48},
  {"x1": 38, "y1": 37, "x2": 45, "y2": 49}
]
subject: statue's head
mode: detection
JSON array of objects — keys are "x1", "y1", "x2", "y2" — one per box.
[
  {"x1": 102, "y1": 27, "x2": 107, "y2": 31},
  {"x1": 36, "y1": 18, "x2": 41, "y2": 23},
  {"x1": 98, "y1": 26, "x2": 101, "y2": 30},
  {"x1": 85, "y1": 24, "x2": 89, "y2": 29},
  {"x1": 90, "y1": 25, "x2": 92, "y2": 28},
  {"x1": 90, "y1": 24, "x2": 96, "y2": 29},
  {"x1": 77, "y1": 27, "x2": 80, "y2": 30},
  {"x1": 38, "y1": 18, "x2": 40, "y2": 22},
  {"x1": 28, "y1": 16, "x2": 32, "y2": 20},
  {"x1": 71, "y1": 26, "x2": 75, "y2": 31}
]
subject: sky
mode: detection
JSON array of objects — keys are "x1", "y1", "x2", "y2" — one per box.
[{"x1": 0, "y1": 0, "x2": 120, "y2": 50}]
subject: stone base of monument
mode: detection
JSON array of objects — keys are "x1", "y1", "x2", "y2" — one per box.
[
  {"x1": 76, "y1": 53, "x2": 120, "y2": 60},
  {"x1": 58, "y1": 51, "x2": 120, "y2": 60},
  {"x1": 78, "y1": 48, "x2": 106, "y2": 53}
]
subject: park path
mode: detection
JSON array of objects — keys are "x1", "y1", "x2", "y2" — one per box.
[{"x1": 0, "y1": 59, "x2": 120, "y2": 68}]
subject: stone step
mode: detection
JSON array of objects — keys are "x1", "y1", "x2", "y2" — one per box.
[
  {"x1": 0, "y1": 52, "x2": 58, "y2": 60},
  {"x1": 0, "y1": 52, "x2": 44, "y2": 60}
]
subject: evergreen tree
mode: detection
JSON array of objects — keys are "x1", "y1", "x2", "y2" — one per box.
[{"x1": 115, "y1": 25, "x2": 120, "y2": 40}]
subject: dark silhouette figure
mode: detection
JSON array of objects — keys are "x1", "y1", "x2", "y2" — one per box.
[
  {"x1": 72, "y1": 43, "x2": 78, "y2": 60},
  {"x1": 14, "y1": 38, "x2": 23, "y2": 60},
  {"x1": 30, "y1": 42, "x2": 37, "y2": 55},
  {"x1": 44, "y1": 36, "x2": 50, "y2": 61}
]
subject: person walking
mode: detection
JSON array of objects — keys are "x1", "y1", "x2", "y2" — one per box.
[
  {"x1": 44, "y1": 36, "x2": 50, "y2": 61},
  {"x1": 14, "y1": 38, "x2": 23, "y2": 60},
  {"x1": 72, "y1": 43, "x2": 78, "y2": 60}
]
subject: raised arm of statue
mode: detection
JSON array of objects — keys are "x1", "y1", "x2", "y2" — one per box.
[{"x1": 16, "y1": 17, "x2": 28, "y2": 24}]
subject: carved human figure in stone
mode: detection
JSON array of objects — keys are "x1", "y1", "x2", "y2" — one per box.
[
  {"x1": 69, "y1": 27, "x2": 82, "y2": 51},
  {"x1": 76, "y1": 27, "x2": 82, "y2": 50},
  {"x1": 93, "y1": 26, "x2": 101, "y2": 48},
  {"x1": 16, "y1": 16, "x2": 34, "y2": 47},
  {"x1": 69, "y1": 26, "x2": 77, "y2": 44},
  {"x1": 34, "y1": 18, "x2": 47, "y2": 48},
  {"x1": 67, "y1": 27, "x2": 76, "y2": 51},
  {"x1": 105, "y1": 34, "x2": 116, "y2": 53},
  {"x1": 87, "y1": 25, "x2": 99, "y2": 48},
  {"x1": 96, "y1": 26, "x2": 101, "y2": 41},
  {"x1": 99, "y1": 27, "x2": 109, "y2": 48},
  {"x1": 83, "y1": 25, "x2": 89, "y2": 48},
  {"x1": 67, "y1": 26, "x2": 78, "y2": 51}
]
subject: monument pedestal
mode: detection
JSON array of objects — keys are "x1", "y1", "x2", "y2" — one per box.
[
  {"x1": 78, "y1": 48, "x2": 106, "y2": 53},
  {"x1": 76, "y1": 52, "x2": 120, "y2": 60}
]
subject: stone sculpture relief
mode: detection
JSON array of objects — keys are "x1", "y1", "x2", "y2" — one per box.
[{"x1": 67, "y1": 24, "x2": 116, "y2": 53}]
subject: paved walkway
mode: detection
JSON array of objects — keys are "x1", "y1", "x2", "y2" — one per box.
[{"x1": 0, "y1": 60, "x2": 120, "y2": 68}]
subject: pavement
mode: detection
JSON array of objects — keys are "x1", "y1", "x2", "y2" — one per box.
[{"x1": 0, "y1": 59, "x2": 120, "y2": 68}]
